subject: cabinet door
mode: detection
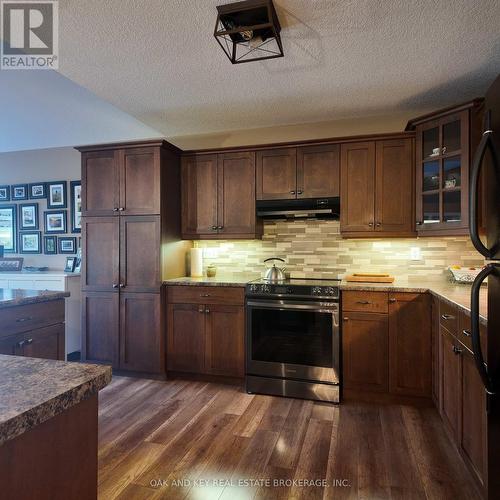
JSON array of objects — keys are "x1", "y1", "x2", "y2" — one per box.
[
  {"x1": 460, "y1": 348, "x2": 487, "y2": 487},
  {"x1": 119, "y1": 147, "x2": 161, "y2": 215},
  {"x1": 0, "y1": 333, "x2": 24, "y2": 356},
  {"x1": 297, "y1": 144, "x2": 340, "y2": 198},
  {"x1": 388, "y1": 293, "x2": 431, "y2": 397},
  {"x1": 217, "y1": 152, "x2": 257, "y2": 237},
  {"x1": 167, "y1": 303, "x2": 206, "y2": 373},
  {"x1": 120, "y1": 293, "x2": 162, "y2": 373},
  {"x1": 22, "y1": 324, "x2": 63, "y2": 360},
  {"x1": 120, "y1": 216, "x2": 161, "y2": 293},
  {"x1": 342, "y1": 312, "x2": 388, "y2": 392},
  {"x1": 82, "y1": 292, "x2": 119, "y2": 367},
  {"x1": 81, "y1": 150, "x2": 119, "y2": 216},
  {"x1": 205, "y1": 305, "x2": 244, "y2": 377},
  {"x1": 431, "y1": 295, "x2": 440, "y2": 404},
  {"x1": 181, "y1": 155, "x2": 218, "y2": 237},
  {"x1": 340, "y1": 142, "x2": 376, "y2": 233},
  {"x1": 256, "y1": 148, "x2": 297, "y2": 200},
  {"x1": 375, "y1": 139, "x2": 414, "y2": 234},
  {"x1": 439, "y1": 327, "x2": 460, "y2": 438},
  {"x1": 81, "y1": 217, "x2": 120, "y2": 292}
]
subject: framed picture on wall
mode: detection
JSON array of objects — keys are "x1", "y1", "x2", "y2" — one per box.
[
  {"x1": 70, "y1": 181, "x2": 82, "y2": 233},
  {"x1": 19, "y1": 203, "x2": 39, "y2": 230},
  {"x1": 29, "y1": 183, "x2": 46, "y2": 199},
  {"x1": 0, "y1": 185, "x2": 10, "y2": 201},
  {"x1": 0, "y1": 205, "x2": 17, "y2": 253},
  {"x1": 47, "y1": 181, "x2": 67, "y2": 209},
  {"x1": 11, "y1": 184, "x2": 28, "y2": 201},
  {"x1": 19, "y1": 231, "x2": 42, "y2": 254},
  {"x1": 43, "y1": 235, "x2": 57, "y2": 255},
  {"x1": 59, "y1": 237, "x2": 77, "y2": 254},
  {"x1": 44, "y1": 210, "x2": 67, "y2": 234}
]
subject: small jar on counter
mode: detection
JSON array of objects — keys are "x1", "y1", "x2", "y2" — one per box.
[{"x1": 206, "y1": 264, "x2": 217, "y2": 278}]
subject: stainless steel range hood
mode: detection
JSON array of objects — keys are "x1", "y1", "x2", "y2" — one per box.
[{"x1": 256, "y1": 197, "x2": 340, "y2": 220}]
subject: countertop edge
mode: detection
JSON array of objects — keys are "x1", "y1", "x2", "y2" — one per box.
[
  {"x1": 0, "y1": 290, "x2": 70, "y2": 309},
  {"x1": 0, "y1": 365, "x2": 112, "y2": 446}
]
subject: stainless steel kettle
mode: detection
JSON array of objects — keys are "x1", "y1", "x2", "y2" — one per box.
[{"x1": 263, "y1": 257, "x2": 286, "y2": 282}]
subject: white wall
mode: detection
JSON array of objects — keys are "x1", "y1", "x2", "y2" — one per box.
[{"x1": 0, "y1": 147, "x2": 81, "y2": 269}]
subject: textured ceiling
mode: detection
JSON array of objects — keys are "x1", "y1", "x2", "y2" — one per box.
[{"x1": 55, "y1": 0, "x2": 500, "y2": 137}]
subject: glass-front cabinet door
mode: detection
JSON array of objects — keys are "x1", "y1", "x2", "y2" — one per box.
[{"x1": 415, "y1": 110, "x2": 470, "y2": 234}]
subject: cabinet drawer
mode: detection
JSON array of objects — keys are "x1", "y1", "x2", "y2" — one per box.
[
  {"x1": 439, "y1": 300, "x2": 459, "y2": 334},
  {"x1": 342, "y1": 291, "x2": 388, "y2": 313},
  {"x1": 459, "y1": 310, "x2": 487, "y2": 357},
  {"x1": 167, "y1": 286, "x2": 244, "y2": 306},
  {"x1": 1, "y1": 299, "x2": 65, "y2": 337}
]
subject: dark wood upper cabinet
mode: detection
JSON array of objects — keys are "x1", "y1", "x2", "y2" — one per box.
[
  {"x1": 120, "y1": 148, "x2": 161, "y2": 215},
  {"x1": 119, "y1": 216, "x2": 161, "y2": 293},
  {"x1": 409, "y1": 100, "x2": 483, "y2": 236},
  {"x1": 342, "y1": 311, "x2": 388, "y2": 393},
  {"x1": 340, "y1": 141, "x2": 376, "y2": 233},
  {"x1": 81, "y1": 150, "x2": 119, "y2": 216},
  {"x1": 181, "y1": 154, "x2": 218, "y2": 237},
  {"x1": 375, "y1": 139, "x2": 414, "y2": 233},
  {"x1": 297, "y1": 144, "x2": 340, "y2": 198},
  {"x1": 120, "y1": 293, "x2": 162, "y2": 374},
  {"x1": 182, "y1": 152, "x2": 261, "y2": 239},
  {"x1": 81, "y1": 217, "x2": 120, "y2": 292},
  {"x1": 341, "y1": 138, "x2": 415, "y2": 237},
  {"x1": 167, "y1": 302, "x2": 206, "y2": 373},
  {"x1": 217, "y1": 152, "x2": 257, "y2": 236},
  {"x1": 82, "y1": 292, "x2": 120, "y2": 368},
  {"x1": 388, "y1": 293, "x2": 431, "y2": 397},
  {"x1": 256, "y1": 148, "x2": 297, "y2": 200}
]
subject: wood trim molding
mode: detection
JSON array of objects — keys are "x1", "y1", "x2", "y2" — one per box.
[{"x1": 76, "y1": 139, "x2": 182, "y2": 155}]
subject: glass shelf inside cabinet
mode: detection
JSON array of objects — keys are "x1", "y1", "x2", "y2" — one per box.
[
  {"x1": 423, "y1": 193, "x2": 440, "y2": 223},
  {"x1": 443, "y1": 156, "x2": 461, "y2": 189},
  {"x1": 442, "y1": 119, "x2": 461, "y2": 155},
  {"x1": 443, "y1": 191, "x2": 461, "y2": 222},
  {"x1": 423, "y1": 161, "x2": 440, "y2": 192},
  {"x1": 422, "y1": 127, "x2": 439, "y2": 159}
]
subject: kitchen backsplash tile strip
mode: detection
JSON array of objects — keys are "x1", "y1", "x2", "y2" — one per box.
[{"x1": 195, "y1": 220, "x2": 484, "y2": 283}]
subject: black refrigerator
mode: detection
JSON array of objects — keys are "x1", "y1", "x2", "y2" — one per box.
[{"x1": 469, "y1": 73, "x2": 500, "y2": 498}]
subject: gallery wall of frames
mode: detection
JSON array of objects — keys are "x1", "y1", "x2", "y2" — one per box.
[{"x1": 0, "y1": 181, "x2": 81, "y2": 259}]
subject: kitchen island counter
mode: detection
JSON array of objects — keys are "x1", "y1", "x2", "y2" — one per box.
[{"x1": 0, "y1": 288, "x2": 69, "y2": 309}]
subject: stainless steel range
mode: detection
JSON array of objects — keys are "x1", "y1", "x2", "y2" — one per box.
[{"x1": 245, "y1": 278, "x2": 341, "y2": 403}]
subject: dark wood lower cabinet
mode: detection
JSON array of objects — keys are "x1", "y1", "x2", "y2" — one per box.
[
  {"x1": 120, "y1": 293, "x2": 162, "y2": 373},
  {"x1": 388, "y1": 293, "x2": 431, "y2": 397},
  {"x1": 342, "y1": 312, "x2": 389, "y2": 392},
  {"x1": 22, "y1": 324, "x2": 64, "y2": 360},
  {"x1": 205, "y1": 305, "x2": 245, "y2": 377},
  {"x1": 166, "y1": 294, "x2": 245, "y2": 378},
  {"x1": 431, "y1": 295, "x2": 440, "y2": 405}
]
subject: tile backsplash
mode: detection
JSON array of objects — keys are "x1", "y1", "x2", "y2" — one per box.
[{"x1": 195, "y1": 220, "x2": 484, "y2": 283}]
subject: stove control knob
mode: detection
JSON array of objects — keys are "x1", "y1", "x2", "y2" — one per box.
[
  {"x1": 248, "y1": 284, "x2": 258, "y2": 293},
  {"x1": 312, "y1": 286, "x2": 323, "y2": 295},
  {"x1": 262, "y1": 285, "x2": 271, "y2": 293}
]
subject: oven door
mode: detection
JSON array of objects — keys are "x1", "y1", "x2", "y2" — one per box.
[{"x1": 246, "y1": 299, "x2": 340, "y2": 384}]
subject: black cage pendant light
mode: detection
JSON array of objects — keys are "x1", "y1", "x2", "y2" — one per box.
[{"x1": 214, "y1": 0, "x2": 284, "y2": 64}]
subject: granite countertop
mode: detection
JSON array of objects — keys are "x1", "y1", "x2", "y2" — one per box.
[
  {"x1": 164, "y1": 275, "x2": 488, "y2": 324},
  {"x1": 0, "y1": 289, "x2": 70, "y2": 309},
  {"x1": 0, "y1": 355, "x2": 111, "y2": 446},
  {"x1": 164, "y1": 273, "x2": 260, "y2": 287}
]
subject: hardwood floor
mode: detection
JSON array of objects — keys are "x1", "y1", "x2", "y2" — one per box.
[{"x1": 98, "y1": 377, "x2": 480, "y2": 500}]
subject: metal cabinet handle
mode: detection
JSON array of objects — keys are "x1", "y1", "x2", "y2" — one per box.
[
  {"x1": 462, "y1": 329, "x2": 472, "y2": 337},
  {"x1": 198, "y1": 305, "x2": 204, "y2": 313},
  {"x1": 297, "y1": 190, "x2": 303, "y2": 195},
  {"x1": 118, "y1": 207, "x2": 125, "y2": 212},
  {"x1": 416, "y1": 221, "x2": 423, "y2": 226},
  {"x1": 389, "y1": 298, "x2": 397, "y2": 303},
  {"x1": 368, "y1": 222, "x2": 374, "y2": 227},
  {"x1": 16, "y1": 317, "x2": 33, "y2": 323},
  {"x1": 452, "y1": 345, "x2": 463, "y2": 355},
  {"x1": 356, "y1": 300, "x2": 371, "y2": 305},
  {"x1": 441, "y1": 314, "x2": 454, "y2": 320},
  {"x1": 290, "y1": 191, "x2": 296, "y2": 195},
  {"x1": 211, "y1": 225, "x2": 217, "y2": 230},
  {"x1": 25, "y1": 338, "x2": 33, "y2": 345},
  {"x1": 343, "y1": 317, "x2": 349, "y2": 321},
  {"x1": 119, "y1": 283, "x2": 125, "y2": 288},
  {"x1": 205, "y1": 308, "x2": 210, "y2": 314},
  {"x1": 112, "y1": 284, "x2": 119, "y2": 289},
  {"x1": 16, "y1": 340, "x2": 26, "y2": 348},
  {"x1": 217, "y1": 226, "x2": 223, "y2": 230},
  {"x1": 376, "y1": 222, "x2": 381, "y2": 227},
  {"x1": 113, "y1": 207, "x2": 119, "y2": 212},
  {"x1": 442, "y1": 146, "x2": 447, "y2": 154},
  {"x1": 200, "y1": 293, "x2": 210, "y2": 297}
]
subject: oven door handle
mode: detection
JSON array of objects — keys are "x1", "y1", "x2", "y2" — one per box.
[{"x1": 246, "y1": 300, "x2": 338, "y2": 312}]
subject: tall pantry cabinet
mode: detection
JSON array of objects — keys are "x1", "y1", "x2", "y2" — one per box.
[{"x1": 77, "y1": 140, "x2": 183, "y2": 376}]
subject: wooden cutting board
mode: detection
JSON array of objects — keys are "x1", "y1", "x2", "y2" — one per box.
[{"x1": 345, "y1": 273, "x2": 395, "y2": 283}]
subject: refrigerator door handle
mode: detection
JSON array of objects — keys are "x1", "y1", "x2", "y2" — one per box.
[
  {"x1": 469, "y1": 113, "x2": 500, "y2": 258},
  {"x1": 471, "y1": 263, "x2": 499, "y2": 394}
]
